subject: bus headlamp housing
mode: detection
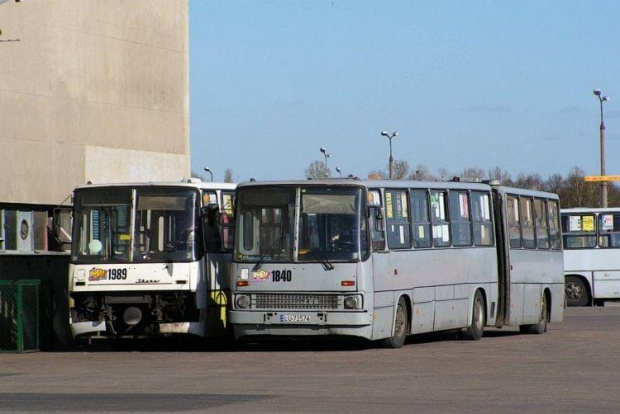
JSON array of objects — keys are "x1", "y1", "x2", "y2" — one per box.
[
  {"x1": 344, "y1": 295, "x2": 361, "y2": 309},
  {"x1": 235, "y1": 294, "x2": 251, "y2": 309},
  {"x1": 123, "y1": 306, "x2": 143, "y2": 326}
]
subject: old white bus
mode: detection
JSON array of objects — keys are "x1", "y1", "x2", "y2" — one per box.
[
  {"x1": 68, "y1": 180, "x2": 235, "y2": 340},
  {"x1": 562, "y1": 208, "x2": 620, "y2": 306},
  {"x1": 229, "y1": 179, "x2": 564, "y2": 347}
]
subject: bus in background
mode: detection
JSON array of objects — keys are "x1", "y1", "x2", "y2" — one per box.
[
  {"x1": 561, "y1": 208, "x2": 620, "y2": 307},
  {"x1": 229, "y1": 179, "x2": 564, "y2": 348},
  {"x1": 68, "y1": 180, "x2": 235, "y2": 340}
]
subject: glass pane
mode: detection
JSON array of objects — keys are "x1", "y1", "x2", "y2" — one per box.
[
  {"x1": 233, "y1": 186, "x2": 296, "y2": 262},
  {"x1": 298, "y1": 187, "x2": 367, "y2": 261},
  {"x1": 386, "y1": 190, "x2": 411, "y2": 249}
]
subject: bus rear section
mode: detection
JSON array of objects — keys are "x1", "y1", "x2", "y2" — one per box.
[
  {"x1": 561, "y1": 208, "x2": 620, "y2": 306},
  {"x1": 494, "y1": 186, "x2": 564, "y2": 330},
  {"x1": 68, "y1": 181, "x2": 235, "y2": 340}
]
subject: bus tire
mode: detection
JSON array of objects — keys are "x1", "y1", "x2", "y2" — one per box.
[
  {"x1": 565, "y1": 276, "x2": 589, "y2": 307},
  {"x1": 381, "y1": 297, "x2": 408, "y2": 349},
  {"x1": 464, "y1": 290, "x2": 485, "y2": 341},
  {"x1": 520, "y1": 293, "x2": 548, "y2": 334}
]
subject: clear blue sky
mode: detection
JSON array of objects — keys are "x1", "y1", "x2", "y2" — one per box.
[{"x1": 189, "y1": 1, "x2": 620, "y2": 182}]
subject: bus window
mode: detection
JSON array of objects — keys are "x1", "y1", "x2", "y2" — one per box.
[
  {"x1": 507, "y1": 195, "x2": 521, "y2": 248},
  {"x1": 386, "y1": 190, "x2": 411, "y2": 249},
  {"x1": 449, "y1": 191, "x2": 472, "y2": 246},
  {"x1": 598, "y1": 213, "x2": 620, "y2": 248},
  {"x1": 430, "y1": 190, "x2": 450, "y2": 247},
  {"x1": 471, "y1": 191, "x2": 493, "y2": 246},
  {"x1": 548, "y1": 201, "x2": 561, "y2": 250},
  {"x1": 410, "y1": 189, "x2": 431, "y2": 248},
  {"x1": 534, "y1": 199, "x2": 549, "y2": 249},
  {"x1": 561, "y1": 213, "x2": 596, "y2": 249},
  {"x1": 520, "y1": 197, "x2": 535, "y2": 249}
]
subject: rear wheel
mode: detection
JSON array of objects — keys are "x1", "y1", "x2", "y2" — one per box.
[
  {"x1": 520, "y1": 294, "x2": 548, "y2": 334},
  {"x1": 464, "y1": 290, "x2": 485, "y2": 340},
  {"x1": 565, "y1": 276, "x2": 589, "y2": 307},
  {"x1": 382, "y1": 297, "x2": 408, "y2": 349}
]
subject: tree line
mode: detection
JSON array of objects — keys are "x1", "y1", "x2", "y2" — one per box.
[{"x1": 305, "y1": 159, "x2": 620, "y2": 208}]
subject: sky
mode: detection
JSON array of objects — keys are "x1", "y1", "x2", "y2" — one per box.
[{"x1": 189, "y1": 1, "x2": 620, "y2": 183}]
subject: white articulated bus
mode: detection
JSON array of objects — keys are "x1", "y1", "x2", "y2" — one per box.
[
  {"x1": 68, "y1": 180, "x2": 235, "y2": 340},
  {"x1": 561, "y1": 208, "x2": 620, "y2": 306},
  {"x1": 229, "y1": 179, "x2": 564, "y2": 348}
]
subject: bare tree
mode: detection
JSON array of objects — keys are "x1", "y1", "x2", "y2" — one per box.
[
  {"x1": 408, "y1": 164, "x2": 435, "y2": 181},
  {"x1": 224, "y1": 168, "x2": 234, "y2": 183},
  {"x1": 488, "y1": 166, "x2": 513, "y2": 185},
  {"x1": 367, "y1": 170, "x2": 386, "y2": 179},
  {"x1": 305, "y1": 160, "x2": 330, "y2": 179},
  {"x1": 191, "y1": 170, "x2": 206, "y2": 181},
  {"x1": 436, "y1": 167, "x2": 450, "y2": 181},
  {"x1": 393, "y1": 160, "x2": 410, "y2": 179},
  {"x1": 461, "y1": 167, "x2": 486, "y2": 182}
]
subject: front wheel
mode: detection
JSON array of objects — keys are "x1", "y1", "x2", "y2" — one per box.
[
  {"x1": 463, "y1": 290, "x2": 485, "y2": 341},
  {"x1": 520, "y1": 294, "x2": 548, "y2": 334},
  {"x1": 565, "y1": 276, "x2": 589, "y2": 307},
  {"x1": 381, "y1": 297, "x2": 408, "y2": 349}
]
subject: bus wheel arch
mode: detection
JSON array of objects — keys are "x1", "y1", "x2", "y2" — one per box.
[
  {"x1": 520, "y1": 289, "x2": 550, "y2": 334},
  {"x1": 381, "y1": 295, "x2": 410, "y2": 349},
  {"x1": 464, "y1": 289, "x2": 485, "y2": 341},
  {"x1": 565, "y1": 275, "x2": 591, "y2": 307}
]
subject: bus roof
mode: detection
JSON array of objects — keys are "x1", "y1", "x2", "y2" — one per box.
[
  {"x1": 236, "y1": 179, "x2": 559, "y2": 200},
  {"x1": 561, "y1": 207, "x2": 620, "y2": 214},
  {"x1": 236, "y1": 178, "x2": 491, "y2": 191},
  {"x1": 73, "y1": 180, "x2": 237, "y2": 192}
]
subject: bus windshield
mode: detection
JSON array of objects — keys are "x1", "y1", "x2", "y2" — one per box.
[
  {"x1": 71, "y1": 187, "x2": 199, "y2": 263},
  {"x1": 234, "y1": 186, "x2": 368, "y2": 264}
]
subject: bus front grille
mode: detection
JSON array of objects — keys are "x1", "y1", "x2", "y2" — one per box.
[{"x1": 254, "y1": 294, "x2": 339, "y2": 310}]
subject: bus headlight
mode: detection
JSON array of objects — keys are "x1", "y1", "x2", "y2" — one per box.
[
  {"x1": 235, "y1": 294, "x2": 251, "y2": 309},
  {"x1": 123, "y1": 306, "x2": 142, "y2": 326},
  {"x1": 344, "y1": 295, "x2": 361, "y2": 309}
]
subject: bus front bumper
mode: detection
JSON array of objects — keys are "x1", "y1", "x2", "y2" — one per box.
[{"x1": 229, "y1": 310, "x2": 373, "y2": 338}]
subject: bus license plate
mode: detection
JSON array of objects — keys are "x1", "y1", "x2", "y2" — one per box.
[{"x1": 279, "y1": 314, "x2": 311, "y2": 323}]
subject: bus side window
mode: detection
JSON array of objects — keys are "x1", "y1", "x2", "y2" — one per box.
[
  {"x1": 385, "y1": 190, "x2": 411, "y2": 249},
  {"x1": 410, "y1": 189, "x2": 431, "y2": 248},
  {"x1": 548, "y1": 200, "x2": 561, "y2": 250},
  {"x1": 430, "y1": 190, "x2": 450, "y2": 247},
  {"x1": 561, "y1": 213, "x2": 596, "y2": 249},
  {"x1": 471, "y1": 191, "x2": 493, "y2": 246},
  {"x1": 449, "y1": 191, "x2": 472, "y2": 246},
  {"x1": 534, "y1": 198, "x2": 549, "y2": 249},
  {"x1": 507, "y1": 195, "x2": 521, "y2": 248},
  {"x1": 520, "y1": 197, "x2": 535, "y2": 249},
  {"x1": 599, "y1": 213, "x2": 620, "y2": 248}
]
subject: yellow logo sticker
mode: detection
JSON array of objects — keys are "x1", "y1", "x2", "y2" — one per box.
[{"x1": 89, "y1": 268, "x2": 107, "y2": 281}]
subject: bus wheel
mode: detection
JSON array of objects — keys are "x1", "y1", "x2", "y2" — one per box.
[
  {"x1": 520, "y1": 294, "x2": 548, "y2": 334},
  {"x1": 382, "y1": 297, "x2": 408, "y2": 349},
  {"x1": 464, "y1": 290, "x2": 485, "y2": 341},
  {"x1": 565, "y1": 276, "x2": 589, "y2": 307}
]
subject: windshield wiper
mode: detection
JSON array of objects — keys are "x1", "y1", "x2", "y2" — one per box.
[
  {"x1": 253, "y1": 234, "x2": 284, "y2": 271},
  {"x1": 304, "y1": 237, "x2": 334, "y2": 271}
]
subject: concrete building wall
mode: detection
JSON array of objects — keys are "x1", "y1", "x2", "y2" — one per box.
[{"x1": 0, "y1": 0, "x2": 190, "y2": 206}]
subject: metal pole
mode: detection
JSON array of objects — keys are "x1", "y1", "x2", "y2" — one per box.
[
  {"x1": 600, "y1": 98, "x2": 607, "y2": 208},
  {"x1": 389, "y1": 137, "x2": 394, "y2": 180}
]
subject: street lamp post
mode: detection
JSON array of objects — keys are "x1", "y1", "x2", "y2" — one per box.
[
  {"x1": 381, "y1": 131, "x2": 399, "y2": 179},
  {"x1": 336, "y1": 167, "x2": 342, "y2": 177},
  {"x1": 594, "y1": 89, "x2": 610, "y2": 208},
  {"x1": 319, "y1": 147, "x2": 331, "y2": 177},
  {"x1": 203, "y1": 167, "x2": 213, "y2": 182}
]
